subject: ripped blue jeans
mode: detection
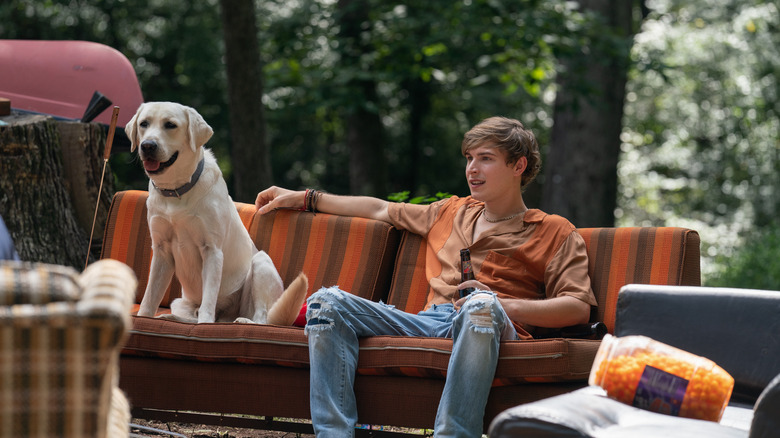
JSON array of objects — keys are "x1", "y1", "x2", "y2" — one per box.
[{"x1": 305, "y1": 287, "x2": 518, "y2": 438}]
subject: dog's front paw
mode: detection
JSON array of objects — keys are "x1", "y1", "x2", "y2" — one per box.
[
  {"x1": 233, "y1": 317, "x2": 256, "y2": 324},
  {"x1": 158, "y1": 313, "x2": 189, "y2": 322}
]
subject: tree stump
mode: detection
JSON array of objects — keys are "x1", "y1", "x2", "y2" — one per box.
[
  {"x1": 58, "y1": 119, "x2": 116, "y2": 253},
  {"x1": 0, "y1": 112, "x2": 115, "y2": 270}
]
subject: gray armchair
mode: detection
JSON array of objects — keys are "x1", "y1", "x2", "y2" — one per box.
[{"x1": 488, "y1": 285, "x2": 780, "y2": 438}]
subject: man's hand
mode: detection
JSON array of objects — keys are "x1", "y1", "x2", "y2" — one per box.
[
  {"x1": 255, "y1": 186, "x2": 304, "y2": 214},
  {"x1": 454, "y1": 279, "x2": 491, "y2": 308}
]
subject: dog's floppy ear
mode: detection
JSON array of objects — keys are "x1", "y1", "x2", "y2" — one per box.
[
  {"x1": 186, "y1": 106, "x2": 214, "y2": 152},
  {"x1": 125, "y1": 103, "x2": 145, "y2": 153}
]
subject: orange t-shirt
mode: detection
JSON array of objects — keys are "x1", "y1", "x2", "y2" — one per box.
[{"x1": 387, "y1": 196, "x2": 596, "y2": 338}]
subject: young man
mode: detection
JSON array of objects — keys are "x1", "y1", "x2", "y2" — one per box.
[{"x1": 255, "y1": 116, "x2": 596, "y2": 437}]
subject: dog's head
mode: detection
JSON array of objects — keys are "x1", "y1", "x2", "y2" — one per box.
[{"x1": 125, "y1": 102, "x2": 214, "y2": 177}]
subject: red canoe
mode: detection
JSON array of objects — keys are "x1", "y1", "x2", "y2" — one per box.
[{"x1": 0, "y1": 39, "x2": 144, "y2": 126}]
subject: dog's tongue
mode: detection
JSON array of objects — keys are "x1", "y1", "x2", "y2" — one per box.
[{"x1": 143, "y1": 159, "x2": 161, "y2": 172}]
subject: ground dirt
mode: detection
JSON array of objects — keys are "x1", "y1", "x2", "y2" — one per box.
[
  {"x1": 130, "y1": 418, "x2": 430, "y2": 438},
  {"x1": 130, "y1": 418, "x2": 315, "y2": 438}
]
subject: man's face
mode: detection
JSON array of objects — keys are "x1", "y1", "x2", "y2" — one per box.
[{"x1": 464, "y1": 144, "x2": 526, "y2": 202}]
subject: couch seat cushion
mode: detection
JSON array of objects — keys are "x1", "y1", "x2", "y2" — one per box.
[
  {"x1": 124, "y1": 316, "x2": 311, "y2": 367},
  {"x1": 356, "y1": 336, "x2": 600, "y2": 385},
  {"x1": 124, "y1": 317, "x2": 600, "y2": 386}
]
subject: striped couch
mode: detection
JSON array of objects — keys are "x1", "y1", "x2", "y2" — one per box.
[{"x1": 101, "y1": 190, "x2": 701, "y2": 433}]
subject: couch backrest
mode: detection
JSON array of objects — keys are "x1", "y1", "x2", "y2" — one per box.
[
  {"x1": 250, "y1": 209, "x2": 400, "y2": 302},
  {"x1": 386, "y1": 227, "x2": 701, "y2": 333},
  {"x1": 578, "y1": 227, "x2": 700, "y2": 331},
  {"x1": 386, "y1": 232, "x2": 430, "y2": 313},
  {"x1": 101, "y1": 191, "x2": 400, "y2": 306},
  {"x1": 101, "y1": 191, "x2": 701, "y2": 329}
]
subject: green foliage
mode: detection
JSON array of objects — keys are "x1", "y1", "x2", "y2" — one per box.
[
  {"x1": 0, "y1": 0, "x2": 600, "y2": 198},
  {"x1": 706, "y1": 225, "x2": 780, "y2": 291},
  {"x1": 387, "y1": 191, "x2": 453, "y2": 204},
  {"x1": 618, "y1": 0, "x2": 780, "y2": 281},
  {"x1": 257, "y1": 0, "x2": 582, "y2": 195}
]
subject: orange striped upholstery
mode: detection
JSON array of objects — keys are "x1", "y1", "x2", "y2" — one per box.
[
  {"x1": 126, "y1": 314, "x2": 598, "y2": 386},
  {"x1": 578, "y1": 227, "x2": 700, "y2": 332},
  {"x1": 386, "y1": 232, "x2": 429, "y2": 313},
  {"x1": 110, "y1": 190, "x2": 704, "y2": 426},
  {"x1": 101, "y1": 190, "x2": 166, "y2": 305},
  {"x1": 236, "y1": 202, "x2": 256, "y2": 230},
  {"x1": 250, "y1": 209, "x2": 400, "y2": 301},
  {"x1": 107, "y1": 191, "x2": 700, "y2": 389},
  {"x1": 387, "y1": 227, "x2": 701, "y2": 333},
  {"x1": 100, "y1": 190, "x2": 258, "y2": 307},
  {"x1": 354, "y1": 336, "x2": 600, "y2": 386},
  {"x1": 102, "y1": 191, "x2": 401, "y2": 306}
]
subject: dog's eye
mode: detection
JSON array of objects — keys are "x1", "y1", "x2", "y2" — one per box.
[
  {"x1": 164, "y1": 121, "x2": 177, "y2": 129},
  {"x1": 139, "y1": 120, "x2": 149, "y2": 128}
]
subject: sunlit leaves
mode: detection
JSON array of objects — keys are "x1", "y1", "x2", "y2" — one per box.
[{"x1": 619, "y1": 0, "x2": 780, "y2": 281}]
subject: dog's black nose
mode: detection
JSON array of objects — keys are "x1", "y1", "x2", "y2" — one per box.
[{"x1": 140, "y1": 139, "x2": 158, "y2": 154}]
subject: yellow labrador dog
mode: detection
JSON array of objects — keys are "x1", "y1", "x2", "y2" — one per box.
[{"x1": 126, "y1": 101, "x2": 307, "y2": 325}]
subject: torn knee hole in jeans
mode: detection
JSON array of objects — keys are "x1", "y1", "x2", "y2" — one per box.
[
  {"x1": 465, "y1": 295, "x2": 496, "y2": 332},
  {"x1": 305, "y1": 298, "x2": 334, "y2": 331}
]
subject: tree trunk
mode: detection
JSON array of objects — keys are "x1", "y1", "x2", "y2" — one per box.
[
  {"x1": 542, "y1": 0, "x2": 636, "y2": 227},
  {"x1": 403, "y1": 77, "x2": 431, "y2": 195},
  {"x1": 58, "y1": 120, "x2": 116, "y2": 259},
  {"x1": 345, "y1": 86, "x2": 387, "y2": 197},
  {"x1": 337, "y1": 0, "x2": 387, "y2": 196},
  {"x1": 0, "y1": 114, "x2": 114, "y2": 269},
  {"x1": 220, "y1": 0, "x2": 272, "y2": 203}
]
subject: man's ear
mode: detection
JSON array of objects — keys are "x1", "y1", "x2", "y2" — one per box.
[{"x1": 513, "y1": 156, "x2": 528, "y2": 176}]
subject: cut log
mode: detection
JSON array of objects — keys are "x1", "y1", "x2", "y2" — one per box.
[
  {"x1": 58, "y1": 120, "x2": 115, "y2": 254},
  {"x1": 0, "y1": 112, "x2": 115, "y2": 270}
]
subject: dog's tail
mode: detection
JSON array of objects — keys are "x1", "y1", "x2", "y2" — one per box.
[{"x1": 267, "y1": 272, "x2": 309, "y2": 326}]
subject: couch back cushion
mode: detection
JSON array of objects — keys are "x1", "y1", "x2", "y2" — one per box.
[
  {"x1": 100, "y1": 190, "x2": 256, "y2": 306},
  {"x1": 250, "y1": 209, "x2": 400, "y2": 302},
  {"x1": 386, "y1": 232, "x2": 429, "y2": 313},
  {"x1": 387, "y1": 227, "x2": 701, "y2": 333},
  {"x1": 577, "y1": 227, "x2": 700, "y2": 331}
]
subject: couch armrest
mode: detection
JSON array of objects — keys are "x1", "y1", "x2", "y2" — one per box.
[
  {"x1": 0, "y1": 259, "x2": 137, "y2": 438},
  {"x1": 750, "y1": 372, "x2": 780, "y2": 438},
  {"x1": 78, "y1": 258, "x2": 137, "y2": 327},
  {"x1": 0, "y1": 262, "x2": 81, "y2": 304},
  {"x1": 534, "y1": 322, "x2": 608, "y2": 340},
  {"x1": 615, "y1": 284, "x2": 780, "y2": 404},
  {"x1": 488, "y1": 376, "x2": 780, "y2": 437},
  {"x1": 487, "y1": 386, "x2": 747, "y2": 438}
]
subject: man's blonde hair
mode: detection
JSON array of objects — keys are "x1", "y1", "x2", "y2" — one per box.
[{"x1": 461, "y1": 116, "x2": 541, "y2": 188}]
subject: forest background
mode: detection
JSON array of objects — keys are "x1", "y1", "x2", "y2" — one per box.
[{"x1": 1, "y1": 0, "x2": 778, "y2": 288}]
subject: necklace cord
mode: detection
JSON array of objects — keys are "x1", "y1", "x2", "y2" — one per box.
[{"x1": 483, "y1": 209, "x2": 526, "y2": 223}]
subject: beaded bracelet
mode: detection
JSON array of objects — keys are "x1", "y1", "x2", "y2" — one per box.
[
  {"x1": 303, "y1": 189, "x2": 322, "y2": 213},
  {"x1": 311, "y1": 190, "x2": 322, "y2": 213}
]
